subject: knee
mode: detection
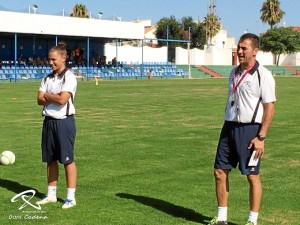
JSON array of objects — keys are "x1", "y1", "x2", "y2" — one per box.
[
  {"x1": 64, "y1": 161, "x2": 76, "y2": 168},
  {"x1": 247, "y1": 174, "x2": 261, "y2": 184},
  {"x1": 214, "y1": 169, "x2": 228, "y2": 181}
]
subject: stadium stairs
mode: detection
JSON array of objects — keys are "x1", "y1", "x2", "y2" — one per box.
[
  {"x1": 264, "y1": 65, "x2": 294, "y2": 76},
  {"x1": 284, "y1": 65, "x2": 300, "y2": 76},
  {"x1": 196, "y1": 65, "x2": 223, "y2": 78}
]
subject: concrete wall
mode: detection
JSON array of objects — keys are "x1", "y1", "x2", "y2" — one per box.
[
  {"x1": 104, "y1": 44, "x2": 168, "y2": 64},
  {"x1": 203, "y1": 45, "x2": 232, "y2": 65},
  {"x1": 256, "y1": 52, "x2": 300, "y2": 66},
  {"x1": 175, "y1": 46, "x2": 299, "y2": 66},
  {"x1": 103, "y1": 42, "x2": 300, "y2": 66},
  {"x1": 278, "y1": 52, "x2": 300, "y2": 65},
  {"x1": 175, "y1": 47, "x2": 205, "y2": 65},
  {"x1": 256, "y1": 52, "x2": 274, "y2": 65}
]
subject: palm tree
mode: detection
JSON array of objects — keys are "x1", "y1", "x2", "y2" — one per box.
[
  {"x1": 260, "y1": 0, "x2": 285, "y2": 29},
  {"x1": 203, "y1": 13, "x2": 220, "y2": 45},
  {"x1": 70, "y1": 3, "x2": 89, "y2": 18}
]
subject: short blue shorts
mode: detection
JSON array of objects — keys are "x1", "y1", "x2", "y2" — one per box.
[
  {"x1": 214, "y1": 121, "x2": 261, "y2": 175},
  {"x1": 42, "y1": 115, "x2": 76, "y2": 164}
]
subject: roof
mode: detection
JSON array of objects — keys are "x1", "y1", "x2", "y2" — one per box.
[
  {"x1": 0, "y1": 10, "x2": 144, "y2": 40},
  {"x1": 290, "y1": 26, "x2": 300, "y2": 32},
  {"x1": 144, "y1": 25, "x2": 156, "y2": 34}
]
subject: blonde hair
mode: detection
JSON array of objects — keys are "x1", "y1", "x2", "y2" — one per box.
[{"x1": 49, "y1": 41, "x2": 67, "y2": 56}]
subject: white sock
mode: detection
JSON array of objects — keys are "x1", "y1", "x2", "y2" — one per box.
[
  {"x1": 248, "y1": 211, "x2": 259, "y2": 225},
  {"x1": 47, "y1": 186, "x2": 57, "y2": 197},
  {"x1": 217, "y1": 206, "x2": 228, "y2": 221},
  {"x1": 67, "y1": 188, "x2": 76, "y2": 200}
]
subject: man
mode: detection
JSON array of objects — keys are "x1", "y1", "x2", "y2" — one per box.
[{"x1": 208, "y1": 33, "x2": 276, "y2": 225}]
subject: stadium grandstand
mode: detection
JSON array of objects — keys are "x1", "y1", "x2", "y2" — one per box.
[{"x1": 0, "y1": 9, "x2": 191, "y2": 81}]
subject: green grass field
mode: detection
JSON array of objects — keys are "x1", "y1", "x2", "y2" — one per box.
[{"x1": 0, "y1": 77, "x2": 299, "y2": 225}]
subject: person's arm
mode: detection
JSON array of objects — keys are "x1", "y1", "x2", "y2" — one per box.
[
  {"x1": 43, "y1": 91, "x2": 72, "y2": 105},
  {"x1": 37, "y1": 91, "x2": 49, "y2": 105},
  {"x1": 258, "y1": 102, "x2": 275, "y2": 137},
  {"x1": 248, "y1": 102, "x2": 275, "y2": 159}
]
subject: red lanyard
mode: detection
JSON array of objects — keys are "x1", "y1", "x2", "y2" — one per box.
[{"x1": 232, "y1": 64, "x2": 254, "y2": 93}]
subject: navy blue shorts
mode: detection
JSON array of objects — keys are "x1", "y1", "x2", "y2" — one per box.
[
  {"x1": 214, "y1": 121, "x2": 261, "y2": 175},
  {"x1": 42, "y1": 116, "x2": 76, "y2": 164}
]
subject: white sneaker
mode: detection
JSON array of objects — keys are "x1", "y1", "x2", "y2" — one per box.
[
  {"x1": 62, "y1": 199, "x2": 76, "y2": 209},
  {"x1": 36, "y1": 195, "x2": 57, "y2": 205}
]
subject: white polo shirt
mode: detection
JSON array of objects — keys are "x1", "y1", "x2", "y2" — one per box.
[
  {"x1": 39, "y1": 69, "x2": 77, "y2": 119},
  {"x1": 224, "y1": 61, "x2": 276, "y2": 123}
]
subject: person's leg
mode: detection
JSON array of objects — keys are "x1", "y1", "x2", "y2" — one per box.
[
  {"x1": 64, "y1": 161, "x2": 77, "y2": 189},
  {"x1": 215, "y1": 169, "x2": 230, "y2": 206},
  {"x1": 235, "y1": 123, "x2": 262, "y2": 225},
  {"x1": 246, "y1": 174, "x2": 262, "y2": 225},
  {"x1": 57, "y1": 116, "x2": 77, "y2": 208},
  {"x1": 213, "y1": 169, "x2": 230, "y2": 223},
  {"x1": 47, "y1": 160, "x2": 59, "y2": 198},
  {"x1": 210, "y1": 122, "x2": 236, "y2": 224},
  {"x1": 62, "y1": 161, "x2": 77, "y2": 209},
  {"x1": 48, "y1": 160, "x2": 59, "y2": 186},
  {"x1": 37, "y1": 161, "x2": 58, "y2": 204}
]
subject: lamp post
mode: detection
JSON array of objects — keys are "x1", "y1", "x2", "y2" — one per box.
[
  {"x1": 98, "y1": 12, "x2": 103, "y2": 19},
  {"x1": 32, "y1": 4, "x2": 38, "y2": 14}
]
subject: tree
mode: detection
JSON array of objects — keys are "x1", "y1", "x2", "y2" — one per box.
[
  {"x1": 155, "y1": 15, "x2": 182, "y2": 48},
  {"x1": 155, "y1": 16, "x2": 206, "y2": 49},
  {"x1": 260, "y1": 0, "x2": 285, "y2": 29},
  {"x1": 192, "y1": 21, "x2": 206, "y2": 49},
  {"x1": 203, "y1": 13, "x2": 221, "y2": 45},
  {"x1": 181, "y1": 17, "x2": 206, "y2": 49},
  {"x1": 70, "y1": 3, "x2": 89, "y2": 18},
  {"x1": 260, "y1": 27, "x2": 300, "y2": 65}
]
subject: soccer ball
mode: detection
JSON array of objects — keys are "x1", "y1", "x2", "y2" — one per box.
[{"x1": 0, "y1": 151, "x2": 16, "y2": 165}]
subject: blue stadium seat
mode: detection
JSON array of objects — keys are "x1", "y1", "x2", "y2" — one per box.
[{"x1": 1, "y1": 74, "x2": 8, "y2": 80}]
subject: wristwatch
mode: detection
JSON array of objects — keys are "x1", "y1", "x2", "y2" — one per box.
[{"x1": 257, "y1": 134, "x2": 266, "y2": 141}]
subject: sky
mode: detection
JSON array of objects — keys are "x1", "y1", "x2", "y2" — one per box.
[{"x1": 0, "y1": 0, "x2": 299, "y2": 42}]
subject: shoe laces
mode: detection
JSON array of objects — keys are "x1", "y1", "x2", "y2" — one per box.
[
  {"x1": 245, "y1": 222, "x2": 254, "y2": 225},
  {"x1": 208, "y1": 217, "x2": 218, "y2": 225},
  {"x1": 64, "y1": 199, "x2": 74, "y2": 205},
  {"x1": 42, "y1": 195, "x2": 50, "y2": 200}
]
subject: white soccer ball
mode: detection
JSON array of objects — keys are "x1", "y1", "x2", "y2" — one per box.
[
  {"x1": 0, "y1": 151, "x2": 15, "y2": 165},
  {"x1": 0, "y1": 155, "x2": 10, "y2": 165}
]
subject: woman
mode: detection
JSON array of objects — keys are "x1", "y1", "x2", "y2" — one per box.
[{"x1": 37, "y1": 42, "x2": 77, "y2": 209}]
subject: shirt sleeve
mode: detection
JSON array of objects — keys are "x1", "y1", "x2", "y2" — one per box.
[
  {"x1": 61, "y1": 72, "x2": 77, "y2": 98},
  {"x1": 38, "y1": 78, "x2": 47, "y2": 92}
]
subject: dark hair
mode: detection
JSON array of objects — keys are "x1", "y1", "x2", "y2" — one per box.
[
  {"x1": 239, "y1": 33, "x2": 260, "y2": 48},
  {"x1": 49, "y1": 41, "x2": 67, "y2": 56}
]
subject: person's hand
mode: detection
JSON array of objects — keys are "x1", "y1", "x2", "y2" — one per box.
[{"x1": 248, "y1": 137, "x2": 264, "y2": 159}]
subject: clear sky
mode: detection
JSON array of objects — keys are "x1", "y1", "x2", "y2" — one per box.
[{"x1": 0, "y1": 0, "x2": 299, "y2": 42}]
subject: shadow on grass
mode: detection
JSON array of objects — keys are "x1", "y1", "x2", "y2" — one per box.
[
  {"x1": 116, "y1": 193, "x2": 237, "y2": 225},
  {"x1": 0, "y1": 178, "x2": 64, "y2": 203}
]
